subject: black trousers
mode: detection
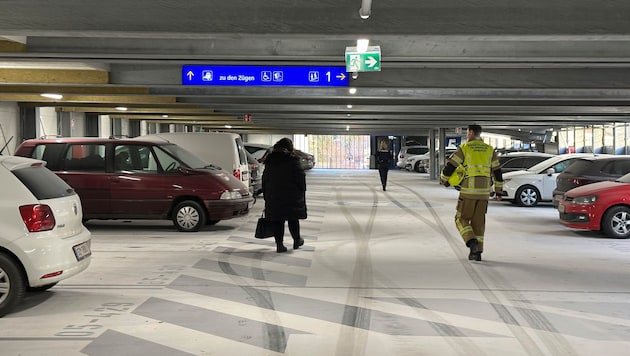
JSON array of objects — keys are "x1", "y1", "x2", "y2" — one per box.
[
  {"x1": 270, "y1": 219, "x2": 301, "y2": 245},
  {"x1": 378, "y1": 166, "x2": 389, "y2": 187}
]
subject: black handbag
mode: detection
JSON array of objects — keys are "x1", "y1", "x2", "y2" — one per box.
[{"x1": 255, "y1": 212, "x2": 275, "y2": 239}]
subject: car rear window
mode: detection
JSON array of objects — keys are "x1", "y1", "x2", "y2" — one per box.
[{"x1": 12, "y1": 166, "x2": 75, "y2": 200}]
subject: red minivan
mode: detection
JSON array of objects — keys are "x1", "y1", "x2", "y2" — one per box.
[{"x1": 15, "y1": 137, "x2": 253, "y2": 232}]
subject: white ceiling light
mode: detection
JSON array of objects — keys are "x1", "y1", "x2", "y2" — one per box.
[
  {"x1": 224, "y1": 125, "x2": 232, "y2": 129},
  {"x1": 346, "y1": 125, "x2": 350, "y2": 131},
  {"x1": 162, "y1": 114, "x2": 169, "y2": 118},
  {"x1": 349, "y1": 88, "x2": 357, "y2": 94},
  {"x1": 347, "y1": 104, "x2": 353, "y2": 109},
  {"x1": 40, "y1": 93, "x2": 63, "y2": 100},
  {"x1": 357, "y1": 38, "x2": 370, "y2": 53},
  {"x1": 115, "y1": 106, "x2": 128, "y2": 111}
]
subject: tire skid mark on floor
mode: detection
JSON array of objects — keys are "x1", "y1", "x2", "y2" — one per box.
[
  {"x1": 393, "y1": 181, "x2": 548, "y2": 356},
  {"x1": 331, "y1": 182, "x2": 377, "y2": 356}
]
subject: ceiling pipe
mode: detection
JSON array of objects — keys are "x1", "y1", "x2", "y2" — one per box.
[{"x1": 359, "y1": 0, "x2": 372, "y2": 19}]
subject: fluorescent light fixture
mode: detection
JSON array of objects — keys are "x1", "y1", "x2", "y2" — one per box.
[
  {"x1": 349, "y1": 87, "x2": 357, "y2": 94},
  {"x1": 40, "y1": 93, "x2": 63, "y2": 100},
  {"x1": 347, "y1": 104, "x2": 353, "y2": 109},
  {"x1": 225, "y1": 125, "x2": 232, "y2": 129},
  {"x1": 162, "y1": 114, "x2": 169, "y2": 118},
  {"x1": 346, "y1": 125, "x2": 350, "y2": 131},
  {"x1": 347, "y1": 113, "x2": 351, "y2": 117},
  {"x1": 359, "y1": 0, "x2": 372, "y2": 19},
  {"x1": 115, "y1": 106, "x2": 128, "y2": 111},
  {"x1": 357, "y1": 39, "x2": 369, "y2": 53}
]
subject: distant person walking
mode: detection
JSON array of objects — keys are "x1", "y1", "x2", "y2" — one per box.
[
  {"x1": 376, "y1": 139, "x2": 393, "y2": 191},
  {"x1": 262, "y1": 138, "x2": 307, "y2": 252},
  {"x1": 440, "y1": 124, "x2": 503, "y2": 261}
]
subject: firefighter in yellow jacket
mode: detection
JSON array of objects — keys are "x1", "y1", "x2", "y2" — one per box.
[{"x1": 440, "y1": 124, "x2": 503, "y2": 261}]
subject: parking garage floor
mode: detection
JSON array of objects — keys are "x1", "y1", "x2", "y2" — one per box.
[{"x1": 2, "y1": 169, "x2": 630, "y2": 356}]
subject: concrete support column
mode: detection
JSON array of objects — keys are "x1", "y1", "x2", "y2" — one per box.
[
  {"x1": 140, "y1": 120, "x2": 148, "y2": 136},
  {"x1": 70, "y1": 112, "x2": 86, "y2": 137},
  {"x1": 169, "y1": 124, "x2": 175, "y2": 133},
  {"x1": 0, "y1": 102, "x2": 19, "y2": 154},
  {"x1": 99, "y1": 115, "x2": 111, "y2": 138},
  {"x1": 428, "y1": 129, "x2": 437, "y2": 180},
  {"x1": 36, "y1": 107, "x2": 57, "y2": 138},
  {"x1": 121, "y1": 118, "x2": 130, "y2": 137},
  {"x1": 438, "y1": 128, "x2": 446, "y2": 175}
]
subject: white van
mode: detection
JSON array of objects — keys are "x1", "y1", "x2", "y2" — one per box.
[{"x1": 140, "y1": 132, "x2": 250, "y2": 190}]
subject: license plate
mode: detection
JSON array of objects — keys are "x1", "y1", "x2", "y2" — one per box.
[
  {"x1": 73, "y1": 241, "x2": 92, "y2": 261},
  {"x1": 558, "y1": 204, "x2": 565, "y2": 213}
]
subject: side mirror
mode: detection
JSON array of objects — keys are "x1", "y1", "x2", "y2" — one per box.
[{"x1": 546, "y1": 168, "x2": 555, "y2": 176}]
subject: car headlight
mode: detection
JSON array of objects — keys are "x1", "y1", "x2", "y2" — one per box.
[
  {"x1": 220, "y1": 190, "x2": 243, "y2": 200},
  {"x1": 572, "y1": 195, "x2": 598, "y2": 205}
]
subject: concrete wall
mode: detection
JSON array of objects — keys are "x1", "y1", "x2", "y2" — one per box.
[{"x1": 0, "y1": 102, "x2": 19, "y2": 155}]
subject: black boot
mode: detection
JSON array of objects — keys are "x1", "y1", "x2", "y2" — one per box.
[
  {"x1": 275, "y1": 236, "x2": 287, "y2": 253},
  {"x1": 293, "y1": 237, "x2": 304, "y2": 249},
  {"x1": 466, "y1": 239, "x2": 479, "y2": 260}
]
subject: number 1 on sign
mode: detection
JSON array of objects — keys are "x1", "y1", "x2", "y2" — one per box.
[{"x1": 326, "y1": 71, "x2": 331, "y2": 82}]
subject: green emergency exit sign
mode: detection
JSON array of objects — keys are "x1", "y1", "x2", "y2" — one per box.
[{"x1": 345, "y1": 46, "x2": 381, "y2": 72}]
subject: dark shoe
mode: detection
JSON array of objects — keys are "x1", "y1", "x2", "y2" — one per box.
[
  {"x1": 293, "y1": 238, "x2": 304, "y2": 249},
  {"x1": 474, "y1": 252, "x2": 482, "y2": 261},
  {"x1": 466, "y1": 239, "x2": 478, "y2": 260},
  {"x1": 277, "y1": 245, "x2": 287, "y2": 253}
]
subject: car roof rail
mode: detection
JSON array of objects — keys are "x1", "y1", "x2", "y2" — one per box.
[{"x1": 109, "y1": 134, "x2": 130, "y2": 139}]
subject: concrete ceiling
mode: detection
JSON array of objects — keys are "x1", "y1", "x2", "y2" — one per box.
[{"x1": 2, "y1": 0, "x2": 630, "y2": 140}]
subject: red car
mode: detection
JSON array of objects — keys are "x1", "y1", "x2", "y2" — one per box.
[
  {"x1": 558, "y1": 172, "x2": 630, "y2": 238},
  {"x1": 15, "y1": 137, "x2": 253, "y2": 232}
]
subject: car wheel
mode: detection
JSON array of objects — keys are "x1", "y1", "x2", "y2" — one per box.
[
  {"x1": 173, "y1": 200, "x2": 206, "y2": 232},
  {"x1": 602, "y1": 206, "x2": 630, "y2": 239},
  {"x1": 0, "y1": 253, "x2": 26, "y2": 317},
  {"x1": 414, "y1": 162, "x2": 423, "y2": 173},
  {"x1": 27, "y1": 282, "x2": 58, "y2": 292},
  {"x1": 516, "y1": 185, "x2": 540, "y2": 207}
]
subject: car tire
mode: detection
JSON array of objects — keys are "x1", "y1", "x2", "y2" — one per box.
[
  {"x1": 516, "y1": 185, "x2": 540, "y2": 207},
  {"x1": 0, "y1": 253, "x2": 26, "y2": 317},
  {"x1": 173, "y1": 200, "x2": 206, "y2": 232},
  {"x1": 602, "y1": 206, "x2": 630, "y2": 239},
  {"x1": 414, "y1": 162, "x2": 423, "y2": 173}
]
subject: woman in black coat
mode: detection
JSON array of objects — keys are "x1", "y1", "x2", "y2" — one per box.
[
  {"x1": 376, "y1": 139, "x2": 393, "y2": 191},
  {"x1": 262, "y1": 138, "x2": 307, "y2": 252}
]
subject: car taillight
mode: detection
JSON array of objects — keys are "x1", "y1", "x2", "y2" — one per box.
[
  {"x1": 233, "y1": 169, "x2": 241, "y2": 180},
  {"x1": 19, "y1": 204, "x2": 56, "y2": 232}
]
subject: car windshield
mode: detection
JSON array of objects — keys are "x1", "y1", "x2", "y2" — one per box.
[{"x1": 160, "y1": 143, "x2": 213, "y2": 169}]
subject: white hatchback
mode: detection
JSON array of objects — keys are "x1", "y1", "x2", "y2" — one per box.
[
  {"x1": 497, "y1": 153, "x2": 609, "y2": 207},
  {"x1": 0, "y1": 155, "x2": 91, "y2": 316}
]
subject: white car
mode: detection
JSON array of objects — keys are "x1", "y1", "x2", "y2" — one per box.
[
  {"x1": 396, "y1": 146, "x2": 429, "y2": 169},
  {"x1": 497, "y1": 153, "x2": 610, "y2": 207},
  {"x1": 405, "y1": 147, "x2": 458, "y2": 173},
  {"x1": 0, "y1": 155, "x2": 91, "y2": 316}
]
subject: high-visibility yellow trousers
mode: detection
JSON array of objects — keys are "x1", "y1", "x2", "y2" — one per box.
[{"x1": 454, "y1": 196, "x2": 488, "y2": 252}]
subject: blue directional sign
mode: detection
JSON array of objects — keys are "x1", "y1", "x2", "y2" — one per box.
[{"x1": 182, "y1": 65, "x2": 349, "y2": 87}]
